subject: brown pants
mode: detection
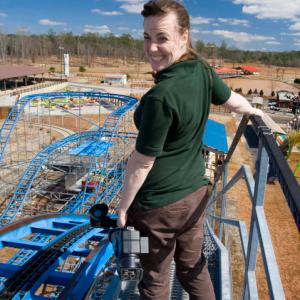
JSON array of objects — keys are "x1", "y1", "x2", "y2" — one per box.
[{"x1": 128, "y1": 186, "x2": 215, "y2": 300}]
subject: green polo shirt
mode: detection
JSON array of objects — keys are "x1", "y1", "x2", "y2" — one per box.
[{"x1": 133, "y1": 59, "x2": 231, "y2": 210}]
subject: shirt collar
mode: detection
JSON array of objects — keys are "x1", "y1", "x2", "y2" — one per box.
[{"x1": 154, "y1": 59, "x2": 198, "y2": 84}]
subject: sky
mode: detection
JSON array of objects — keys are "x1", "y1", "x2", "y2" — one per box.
[{"x1": 0, "y1": 0, "x2": 300, "y2": 52}]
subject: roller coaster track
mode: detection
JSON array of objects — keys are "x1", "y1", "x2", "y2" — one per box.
[
  {"x1": 0, "y1": 131, "x2": 100, "y2": 227},
  {"x1": 0, "y1": 214, "x2": 115, "y2": 300},
  {"x1": 0, "y1": 129, "x2": 137, "y2": 227},
  {"x1": 0, "y1": 93, "x2": 137, "y2": 227},
  {"x1": 76, "y1": 94, "x2": 137, "y2": 213},
  {"x1": 0, "y1": 91, "x2": 138, "y2": 163}
]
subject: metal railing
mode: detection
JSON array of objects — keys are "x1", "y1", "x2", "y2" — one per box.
[{"x1": 207, "y1": 115, "x2": 300, "y2": 299}]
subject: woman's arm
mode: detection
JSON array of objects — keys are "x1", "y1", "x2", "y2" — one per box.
[
  {"x1": 222, "y1": 90, "x2": 264, "y2": 117},
  {"x1": 117, "y1": 150, "x2": 156, "y2": 227}
]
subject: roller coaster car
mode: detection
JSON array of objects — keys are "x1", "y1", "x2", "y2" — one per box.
[{"x1": 81, "y1": 180, "x2": 99, "y2": 192}]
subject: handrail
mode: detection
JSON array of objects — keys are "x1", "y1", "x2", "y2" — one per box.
[
  {"x1": 207, "y1": 114, "x2": 300, "y2": 299},
  {"x1": 250, "y1": 115, "x2": 300, "y2": 229},
  {"x1": 212, "y1": 115, "x2": 300, "y2": 230}
]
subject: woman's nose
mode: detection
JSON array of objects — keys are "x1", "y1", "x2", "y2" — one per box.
[{"x1": 148, "y1": 41, "x2": 158, "y2": 52}]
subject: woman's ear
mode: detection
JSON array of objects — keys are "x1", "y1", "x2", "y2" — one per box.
[
  {"x1": 179, "y1": 30, "x2": 189, "y2": 51},
  {"x1": 182, "y1": 29, "x2": 189, "y2": 45}
]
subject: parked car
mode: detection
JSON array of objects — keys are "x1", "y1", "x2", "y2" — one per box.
[{"x1": 269, "y1": 105, "x2": 280, "y2": 111}]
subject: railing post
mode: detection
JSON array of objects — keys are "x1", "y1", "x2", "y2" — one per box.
[
  {"x1": 243, "y1": 130, "x2": 269, "y2": 300},
  {"x1": 218, "y1": 163, "x2": 228, "y2": 242}
]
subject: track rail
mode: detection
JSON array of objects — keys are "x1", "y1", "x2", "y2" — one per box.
[
  {"x1": 0, "y1": 223, "x2": 91, "y2": 299},
  {"x1": 0, "y1": 91, "x2": 138, "y2": 163}
]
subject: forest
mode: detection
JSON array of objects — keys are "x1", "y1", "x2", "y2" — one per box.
[{"x1": 0, "y1": 31, "x2": 300, "y2": 68}]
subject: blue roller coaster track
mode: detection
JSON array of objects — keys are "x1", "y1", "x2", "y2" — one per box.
[
  {"x1": 0, "y1": 92, "x2": 138, "y2": 226},
  {"x1": 0, "y1": 214, "x2": 115, "y2": 300},
  {"x1": 0, "y1": 131, "x2": 100, "y2": 226},
  {"x1": 0, "y1": 91, "x2": 137, "y2": 163}
]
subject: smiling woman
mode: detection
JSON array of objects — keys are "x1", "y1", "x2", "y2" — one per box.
[{"x1": 116, "y1": 1, "x2": 263, "y2": 299}]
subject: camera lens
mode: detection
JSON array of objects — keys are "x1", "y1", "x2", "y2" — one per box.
[{"x1": 89, "y1": 203, "x2": 109, "y2": 221}]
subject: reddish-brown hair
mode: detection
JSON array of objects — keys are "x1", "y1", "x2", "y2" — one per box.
[{"x1": 142, "y1": 0, "x2": 198, "y2": 61}]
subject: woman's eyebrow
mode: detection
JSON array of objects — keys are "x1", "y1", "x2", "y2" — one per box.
[{"x1": 156, "y1": 32, "x2": 168, "y2": 37}]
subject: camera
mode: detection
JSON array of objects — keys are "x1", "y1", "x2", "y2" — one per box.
[{"x1": 89, "y1": 204, "x2": 149, "y2": 281}]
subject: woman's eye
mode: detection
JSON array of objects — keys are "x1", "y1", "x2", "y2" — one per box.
[
  {"x1": 158, "y1": 36, "x2": 168, "y2": 42},
  {"x1": 144, "y1": 36, "x2": 150, "y2": 40}
]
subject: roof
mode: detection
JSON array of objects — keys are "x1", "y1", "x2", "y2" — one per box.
[
  {"x1": 252, "y1": 96, "x2": 264, "y2": 105},
  {"x1": 69, "y1": 140, "x2": 115, "y2": 156},
  {"x1": 203, "y1": 119, "x2": 228, "y2": 153},
  {"x1": 240, "y1": 65, "x2": 260, "y2": 73},
  {"x1": 0, "y1": 65, "x2": 45, "y2": 81},
  {"x1": 215, "y1": 67, "x2": 239, "y2": 74}
]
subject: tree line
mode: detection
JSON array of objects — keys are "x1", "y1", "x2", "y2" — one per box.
[{"x1": 0, "y1": 30, "x2": 300, "y2": 68}]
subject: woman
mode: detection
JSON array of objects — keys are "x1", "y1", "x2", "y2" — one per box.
[{"x1": 117, "y1": 1, "x2": 263, "y2": 299}]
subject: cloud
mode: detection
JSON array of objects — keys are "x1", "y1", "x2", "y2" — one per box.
[
  {"x1": 201, "y1": 30, "x2": 212, "y2": 35},
  {"x1": 211, "y1": 29, "x2": 275, "y2": 43},
  {"x1": 39, "y1": 19, "x2": 66, "y2": 26},
  {"x1": 294, "y1": 38, "x2": 300, "y2": 46},
  {"x1": 190, "y1": 16, "x2": 213, "y2": 25},
  {"x1": 266, "y1": 41, "x2": 280, "y2": 45},
  {"x1": 120, "y1": 3, "x2": 144, "y2": 13},
  {"x1": 84, "y1": 24, "x2": 111, "y2": 34},
  {"x1": 17, "y1": 27, "x2": 29, "y2": 34},
  {"x1": 116, "y1": 0, "x2": 145, "y2": 13},
  {"x1": 0, "y1": 12, "x2": 7, "y2": 17},
  {"x1": 217, "y1": 18, "x2": 249, "y2": 27},
  {"x1": 91, "y1": 9, "x2": 123, "y2": 16},
  {"x1": 281, "y1": 32, "x2": 300, "y2": 36},
  {"x1": 118, "y1": 26, "x2": 130, "y2": 30},
  {"x1": 191, "y1": 28, "x2": 200, "y2": 33},
  {"x1": 289, "y1": 22, "x2": 300, "y2": 30},
  {"x1": 232, "y1": 0, "x2": 300, "y2": 21}
]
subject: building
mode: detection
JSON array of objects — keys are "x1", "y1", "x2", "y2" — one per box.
[
  {"x1": 214, "y1": 67, "x2": 241, "y2": 78},
  {"x1": 277, "y1": 90, "x2": 295, "y2": 101},
  {"x1": 103, "y1": 74, "x2": 127, "y2": 86},
  {"x1": 237, "y1": 65, "x2": 260, "y2": 75},
  {"x1": 0, "y1": 65, "x2": 45, "y2": 92},
  {"x1": 273, "y1": 90, "x2": 296, "y2": 108},
  {"x1": 251, "y1": 96, "x2": 264, "y2": 108}
]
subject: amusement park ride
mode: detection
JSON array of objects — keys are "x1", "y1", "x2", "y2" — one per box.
[{"x1": 0, "y1": 90, "x2": 299, "y2": 299}]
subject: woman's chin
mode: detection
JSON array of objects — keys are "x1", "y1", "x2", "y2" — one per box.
[{"x1": 151, "y1": 64, "x2": 166, "y2": 73}]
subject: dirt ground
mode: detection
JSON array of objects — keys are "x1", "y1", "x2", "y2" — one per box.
[
  {"x1": 224, "y1": 77, "x2": 299, "y2": 97},
  {"x1": 210, "y1": 113, "x2": 300, "y2": 300}
]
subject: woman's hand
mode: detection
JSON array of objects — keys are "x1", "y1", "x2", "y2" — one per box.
[
  {"x1": 223, "y1": 91, "x2": 264, "y2": 118},
  {"x1": 117, "y1": 210, "x2": 127, "y2": 228},
  {"x1": 251, "y1": 107, "x2": 264, "y2": 118}
]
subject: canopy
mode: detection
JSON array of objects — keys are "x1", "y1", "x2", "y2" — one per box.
[{"x1": 203, "y1": 119, "x2": 228, "y2": 153}]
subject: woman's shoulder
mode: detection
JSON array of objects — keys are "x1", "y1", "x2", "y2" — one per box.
[{"x1": 142, "y1": 82, "x2": 169, "y2": 101}]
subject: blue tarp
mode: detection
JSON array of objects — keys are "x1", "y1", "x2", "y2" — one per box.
[
  {"x1": 69, "y1": 119, "x2": 227, "y2": 156},
  {"x1": 69, "y1": 140, "x2": 115, "y2": 156},
  {"x1": 203, "y1": 119, "x2": 228, "y2": 153}
]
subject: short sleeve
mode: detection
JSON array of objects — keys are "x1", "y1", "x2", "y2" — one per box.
[
  {"x1": 211, "y1": 70, "x2": 231, "y2": 105},
  {"x1": 135, "y1": 97, "x2": 172, "y2": 157}
]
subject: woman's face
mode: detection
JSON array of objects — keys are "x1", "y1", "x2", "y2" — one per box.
[{"x1": 143, "y1": 12, "x2": 188, "y2": 72}]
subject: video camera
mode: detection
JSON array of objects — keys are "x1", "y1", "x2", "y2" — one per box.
[{"x1": 89, "y1": 204, "x2": 149, "y2": 281}]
